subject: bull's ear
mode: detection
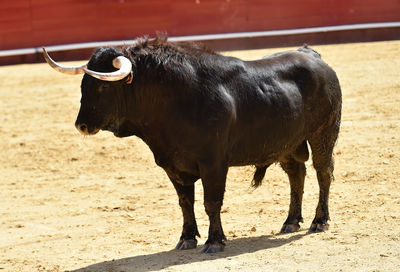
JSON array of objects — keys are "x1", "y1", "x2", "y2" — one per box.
[{"x1": 125, "y1": 71, "x2": 134, "y2": 84}]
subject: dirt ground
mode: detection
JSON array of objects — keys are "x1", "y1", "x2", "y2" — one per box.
[{"x1": 1, "y1": 40, "x2": 399, "y2": 272}]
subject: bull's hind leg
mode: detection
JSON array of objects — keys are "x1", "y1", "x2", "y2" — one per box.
[
  {"x1": 170, "y1": 178, "x2": 200, "y2": 250},
  {"x1": 280, "y1": 156, "x2": 306, "y2": 233},
  {"x1": 309, "y1": 121, "x2": 340, "y2": 232}
]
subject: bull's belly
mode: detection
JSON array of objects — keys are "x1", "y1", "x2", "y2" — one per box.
[
  {"x1": 227, "y1": 130, "x2": 305, "y2": 166},
  {"x1": 228, "y1": 145, "x2": 285, "y2": 166}
]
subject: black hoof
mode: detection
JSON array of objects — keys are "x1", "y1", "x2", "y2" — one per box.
[
  {"x1": 309, "y1": 223, "x2": 329, "y2": 232},
  {"x1": 200, "y1": 242, "x2": 225, "y2": 254},
  {"x1": 175, "y1": 238, "x2": 197, "y2": 250},
  {"x1": 280, "y1": 223, "x2": 300, "y2": 233}
]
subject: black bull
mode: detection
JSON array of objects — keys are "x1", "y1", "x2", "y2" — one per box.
[{"x1": 44, "y1": 38, "x2": 341, "y2": 253}]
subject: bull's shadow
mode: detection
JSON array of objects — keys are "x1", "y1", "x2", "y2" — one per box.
[{"x1": 69, "y1": 231, "x2": 310, "y2": 272}]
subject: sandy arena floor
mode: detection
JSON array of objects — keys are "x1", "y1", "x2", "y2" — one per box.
[{"x1": 0, "y1": 41, "x2": 399, "y2": 271}]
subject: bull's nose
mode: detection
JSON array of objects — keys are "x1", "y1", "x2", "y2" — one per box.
[{"x1": 76, "y1": 123, "x2": 89, "y2": 135}]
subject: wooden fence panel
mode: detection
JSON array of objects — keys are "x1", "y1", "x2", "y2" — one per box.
[{"x1": 1, "y1": 0, "x2": 399, "y2": 50}]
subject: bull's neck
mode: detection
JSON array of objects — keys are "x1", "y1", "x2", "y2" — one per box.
[{"x1": 125, "y1": 80, "x2": 175, "y2": 139}]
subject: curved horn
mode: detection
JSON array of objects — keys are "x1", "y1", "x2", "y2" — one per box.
[
  {"x1": 42, "y1": 48, "x2": 86, "y2": 75},
  {"x1": 83, "y1": 56, "x2": 132, "y2": 81}
]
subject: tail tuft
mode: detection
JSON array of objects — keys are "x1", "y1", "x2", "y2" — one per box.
[{"x1": 251, "y1": 165, "x2": 268, "y2": 188}]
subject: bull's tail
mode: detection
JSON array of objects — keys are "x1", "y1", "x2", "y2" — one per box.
[
  {"x1": 297, "y1": 44, "x2": 321, "y2": 59},
  {"x1": 251, "y1": 165, "x2": 269, "y2": 188}
]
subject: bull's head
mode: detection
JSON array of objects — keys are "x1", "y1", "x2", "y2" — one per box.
[{"x1": 43, "y1": 48, "x2": 133, "y2": 136}]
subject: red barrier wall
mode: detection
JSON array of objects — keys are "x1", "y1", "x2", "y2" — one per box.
[{"x1": 1, "y1": 0, "x2": 400, "y2": 51}]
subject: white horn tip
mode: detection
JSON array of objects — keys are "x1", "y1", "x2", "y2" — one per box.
[{"x1": 42, "y1": 48, "x2": 86, "y2": 75}]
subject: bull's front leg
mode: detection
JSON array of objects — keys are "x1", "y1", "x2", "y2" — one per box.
[
  {"x1": 170, "y1": 178, "x2": 200, "y2": 250},
  {"x1": 199, "y1": 163, "x2": 228, "y2": 253}
]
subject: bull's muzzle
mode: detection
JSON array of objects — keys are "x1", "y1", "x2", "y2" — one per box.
[{"x1": 75, "y1": 122, "x2": 99, "y2": 136}]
